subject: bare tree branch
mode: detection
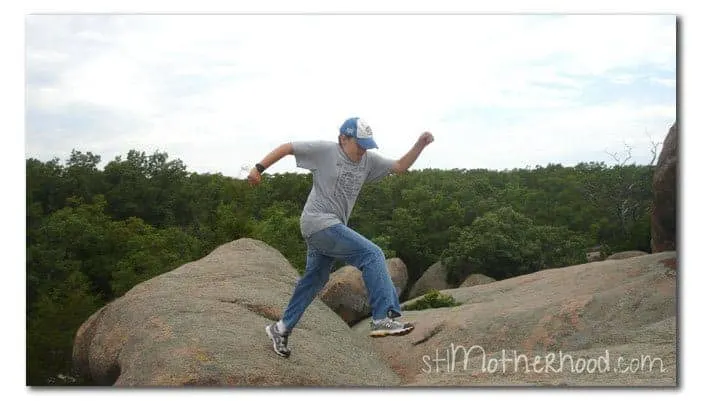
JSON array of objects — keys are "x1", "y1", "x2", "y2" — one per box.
[
  {"x1": 622, "y1": 141, "x2": 633, "y2": 165},
  {"x1": 605, "y1": 141, "x2": 633, "y2": 166},
  {"x1": 646, "y1": 127, "x2": 662, "y2": 166},
  {"x1": 605, "y1": 150, "x2": 620, "y2": 165}
]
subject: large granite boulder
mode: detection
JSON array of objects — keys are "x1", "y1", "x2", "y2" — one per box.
[
  {"x1": 356, "y1": 252, "x2": 677, "y2": 386},
  {"x1": 319, "y1": 258, "x2": 408, "y2": 325},
  {"x1": 651, "y1": 121, "x2": 677, "y2": 252},
  {"x1": 407, "y1": 261, "x2": 451, "y2": 299},
  {"x1": 72, "y1": 238, "x2": 401, "y2": 386}
]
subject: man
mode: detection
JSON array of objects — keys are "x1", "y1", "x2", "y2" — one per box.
[{"x1": 248, "y1": 117, "x2": 434, "y2": 358}]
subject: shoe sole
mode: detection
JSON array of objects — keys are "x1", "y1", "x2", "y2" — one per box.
[
  {"x1": 369, "y1": 325, "x2": 415, "y2": 337},
  {"x1": 265, "y1": 325, "x2": 290, "y2": 358}
]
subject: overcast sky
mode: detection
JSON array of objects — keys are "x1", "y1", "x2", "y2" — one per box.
[{"x1": 25, "y1": 14, "x2": 676, "y2": 178}]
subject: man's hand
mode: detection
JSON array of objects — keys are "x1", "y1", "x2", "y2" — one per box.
[
  {"x1": 417, "y1": 132, "x2": 435, "y2": 148},
  {"x1": 248, "y1": 168, "x2": 262, "y2": 186}
]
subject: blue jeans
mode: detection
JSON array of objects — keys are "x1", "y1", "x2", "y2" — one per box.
[{"x1": 281, "y1": 224, "x2": 402, "y2": 331}]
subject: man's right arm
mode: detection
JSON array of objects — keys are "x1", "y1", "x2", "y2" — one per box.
[
  {"x1": 248, "y1": 141, "x2": 331, "y2": 185},
  {"x1": 248, "y1": 143, "x2": 294, "y2": 185},
  {"x1": 257, "y1": 143, "x2": 294, "y2": 170}
]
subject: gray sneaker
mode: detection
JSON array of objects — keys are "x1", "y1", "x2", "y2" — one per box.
[
  {"x1": 369, "y1": 318, "x2": 415, "y2": 337},
  {"x1": 265, "y1": 324, "x2": 291, "y2": 358}
]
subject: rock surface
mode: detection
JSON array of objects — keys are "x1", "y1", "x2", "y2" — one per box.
[
  {"x1": 586, "y1": 251, "x2": 604, "y2": 263},
  {"x1": 73, "y1": 239, "x2": 677, "y2": 387},
  {"x1": 73, "y1": 239, "x2": 401, "y2": 386},
  {"x1": 606, "y1": 251, "x2": 649, "y2": 260},
  {"x1": 356, "y1": 252, "x2": 677, "y2": 386},
  {"x1": 460, "y1": 274, "x2": 497, "y2": 288}
]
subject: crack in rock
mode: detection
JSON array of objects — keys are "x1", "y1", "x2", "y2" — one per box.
[
  {"x1": 215, "y1": 298, "x2": 281, "y2": 321},
  {"x1": 412, "y1": 322, "x2": 445, "y2": 346}
]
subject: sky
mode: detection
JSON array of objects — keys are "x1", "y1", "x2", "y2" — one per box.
[{"x1": 25, "y1": 14, "x2": 677, "y2": 178}]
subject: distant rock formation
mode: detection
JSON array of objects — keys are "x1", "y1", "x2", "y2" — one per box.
[
  {"x1": 459, "y1": 273, "x2": 496, "y2": 288},
  {"x1": 319, "y1": 258, "x2": 408, "y2": 325},
  {"x1": 651, "y1": 121, "x2": 677, "y2": 252},
  {"x1": 407, "y1": 261, "x2": 451, "y2": 299}
]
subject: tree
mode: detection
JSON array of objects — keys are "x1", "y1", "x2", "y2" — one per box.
[
  {"x1": 63, "y1": 150, "x2": 104, "y2": 204},
  {"x1": 441, "y1": 207, "x2": 587, "y2": 284},
  {"x1": 110, "y1": 220, "x2": 203, "y2": 297},
  {"x1": 577, "y1": 145, "x2": 654, "y2": 252},
  {"x1": 251, "y1": 201, "x2": 307, "y2": 274},
  {"x1": 27, "y1": 269, "x2": 100, "y2": 385}
]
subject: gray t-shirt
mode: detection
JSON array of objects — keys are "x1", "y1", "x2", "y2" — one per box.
[{"x1": 292, "y1": 140, "x2": 395, "y2": 238}]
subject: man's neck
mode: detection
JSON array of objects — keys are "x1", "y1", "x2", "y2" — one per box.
[{"x1": 338, "y1": 143, "x2": 361, "y2": 163}]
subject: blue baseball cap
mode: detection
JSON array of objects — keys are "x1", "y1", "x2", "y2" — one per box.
[{"x1": 339, "y1": 117, "x2": 378, "y2": 150}]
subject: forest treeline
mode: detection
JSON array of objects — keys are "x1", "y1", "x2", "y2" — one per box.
[{"x1": 27, "y1": 149, "x2": 656, "y2": 385}]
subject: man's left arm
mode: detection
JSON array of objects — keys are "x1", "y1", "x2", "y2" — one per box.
[{"x1": 391, "y1": 132, "x2": 435, "y2": 174}]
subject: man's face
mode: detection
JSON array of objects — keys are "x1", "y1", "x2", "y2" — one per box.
[{"x1": 340, "y1": 135, "x2": 366, "y2": 161}]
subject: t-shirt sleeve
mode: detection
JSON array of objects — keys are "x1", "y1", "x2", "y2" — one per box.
[
  {"x1": 365, "y1": 151, "x2": 396, "y2": 183},
  {"x1": 291, "y1": 141, "x2": 332, "y2": 170}
]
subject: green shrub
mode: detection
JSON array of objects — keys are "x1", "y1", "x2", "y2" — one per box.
[{"x1": 403, "y1": 289, "x2": 461, "y2": 311}]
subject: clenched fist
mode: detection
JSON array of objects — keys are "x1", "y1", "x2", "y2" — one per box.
[
  {"x1": 248, "y1": 168, "x2": 262, "y2": 186},
  {"x1": 417, "y1": 132, "x2": 435, "y2": 148}
]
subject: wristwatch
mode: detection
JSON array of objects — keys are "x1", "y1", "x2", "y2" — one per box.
[{"x1": 255, "y1": 163, "x2": 266, "y2": 173}]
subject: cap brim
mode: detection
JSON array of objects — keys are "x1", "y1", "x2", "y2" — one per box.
[{"x1": 357, "y1": 137, "x2": 378, "y2": 150}]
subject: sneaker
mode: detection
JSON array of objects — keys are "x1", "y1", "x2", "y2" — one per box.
[
  {"x1": 369, "y1": 318, "x2": 415, "y2": 337},
  {"x1": 265, "y1": 324, "x2": 291, "y2": 358}
]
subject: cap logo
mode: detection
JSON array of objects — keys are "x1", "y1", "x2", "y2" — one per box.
[{"x1": 356, "y1": 119, "x2": 373, "y2": 139}]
